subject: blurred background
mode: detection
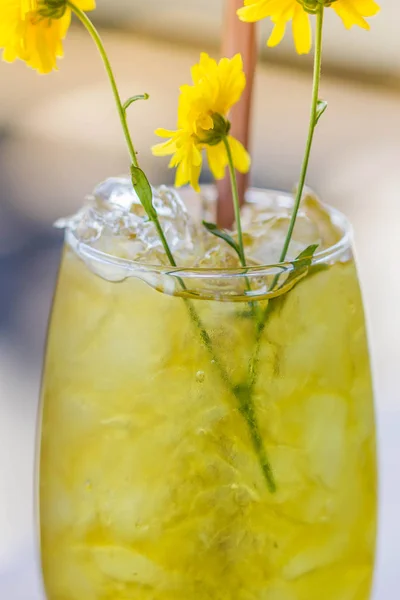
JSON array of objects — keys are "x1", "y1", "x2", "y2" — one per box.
[{"x1": 0, "y1": 1, "x2": 399, "y2": 597}]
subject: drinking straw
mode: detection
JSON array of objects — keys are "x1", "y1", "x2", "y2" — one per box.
[{"x1": 217, "y1": 0, "x2": 257, "y2": 228}]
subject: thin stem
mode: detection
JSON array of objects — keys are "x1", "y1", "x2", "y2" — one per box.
[
  {"x1": 68, "y1": 2, "x2": 138, "y2": 167},
  {"x1": 245, "y1": 7, "x2": 326, "y2": 430},
  {"x1": 222, "y1": 136, "x2": 246, "y2": 267},
  {"x1": 185, "y1": 301, "x2": 275, "y2": 493},
  {"x1": 68, "y1": 1, "x2": 274, "y2": 492},
  {"x1": 69, "y1": 2, "x2": 180, "y2": 270},
  {"x1": 219, "y1": 141, "x2": 273, "y2": 488},
  {"x1": 278, "y1": 5, "x2": 324, "y2": 264},
  {"x1": 153, "y1": 219, "x2": 177, "y2": 267},
  {"x1": 222, "y1": 136, "x2": 265, "y2": 323}
]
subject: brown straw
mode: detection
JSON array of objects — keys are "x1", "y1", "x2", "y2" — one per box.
[{"x1": 217, "y1": 0, "x2": 257, "y2": 228}]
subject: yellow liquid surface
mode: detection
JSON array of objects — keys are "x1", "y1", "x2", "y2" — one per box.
[{"x1": 39, "y1": 248, "x2": 377, "y2": 600}]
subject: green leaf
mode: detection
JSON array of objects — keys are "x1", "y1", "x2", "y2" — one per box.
[
  {"x1": 130, "y1": 165, "x2": 157, "y2": 221},
  {"x1": 123, "y1": 93, "x2": 150, "y2": 113},
  {"x1": 278, "y1": 244, "x2": 319, "y2": 290},
  {"x1": 315, "y1": 99, "x2": 328, "y2": 126},
  {"x1": 292, "y1": 243, "x2": 319, "y2": 269},
  {"x1": 203, "y1": 221, "x2": 242, "y2": 258}
]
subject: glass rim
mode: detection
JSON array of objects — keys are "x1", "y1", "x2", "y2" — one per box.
[{"x1": 66, "y1": 190, "x2": 353, "y2": 280}]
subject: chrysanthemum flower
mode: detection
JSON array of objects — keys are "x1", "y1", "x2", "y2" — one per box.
[
  {"x1": 152, "y1": 53, "x2": 251, "y2": 192},
  {"x1": 0, "y1": 0, "x2": 96, "y2": 73},
  {"x1": 237, "y1": 0, "x2": 380, "y2": 54}
]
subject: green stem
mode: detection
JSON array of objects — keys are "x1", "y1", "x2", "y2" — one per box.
[
  {"x1": 245, "y1": 7, "x2": 325, "y2": 430},
  {"x1": 185, "y1": 301, "x2": 275, "y2": 493},
  {"x1": 222, "y1": 136, "x2": 246, "y2": 267},
  {"x1": 278, "y1": 5, "x2": 324, "y2": 264},
  {"x1": 153, "y1": 219, "x2": 177, "y2": 267},
  {"x1": 69, "y1": 1, "x2": 180, "y2": 271},
  {"x1": 68, "y1": 1, "x2": 274, "y2": 492},
  {"x1": 68, "y1": 2, "x2": 138, "y2": 167},
  {"x1": 220, "y1": 144, "x2": 274, "y2": 489},
  {"x1": 222, "y1": 136, "x2": 263, "y2": 320},
  {"x1": 70, "y1": 2, "x2": 180, "y2": 269}
]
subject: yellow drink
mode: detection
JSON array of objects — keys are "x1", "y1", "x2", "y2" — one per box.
[{"x1": 39, "y1": 231, "x2": 377, "y2": 599}]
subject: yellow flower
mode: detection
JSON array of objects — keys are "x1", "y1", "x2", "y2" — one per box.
[
  {"x1": 0, "y1": 0, "x2": 96, "y2": 73},
  {"x1": 154, "y1": 128, "x2": 203, "y2": 192},
  {"x1": 152, "y1": 53, "x2": 251, "y2": 192},
  {"x1": 237, "y1": 0, "x2": 380, "y2": 54}
]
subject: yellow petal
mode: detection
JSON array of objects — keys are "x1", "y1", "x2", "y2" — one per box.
[
  {"x1": 175, "y1": 161, "x2": 189, "y2": 188},
  {"x1": 348, "y1": 0, "x2": 380, "y2": 16},
  {"x1": 0, "y1": 2, "x2": 73, "y2": 73},
  {"x1": 191, "y1": 52, "x2": 217, "y2": 85},
  {"x1": 190, "y1": 164, "x2": 202, "y2": 192},
  {"x1": 175, "y1": 154, "x2": 202, "y2": 192},
  {"x1": 292, "y1": 5, "x2": 312, "y2": 54},
  {"x1": 206, "y1": 144, "x2": 228, "y2": 180},
  {"x1": 227, "y1": 136, "x2": 251, "y2": 174},
  {"x1": 333, "y1": 0, "x2": 380, "y2": 29},
  {"x1": 154, "y1": 128, "x2": 177, "y2": 138},
  {"x1": 152, "y1": 138, "x2": 177, "y2": 157},
  {"x1": 216, "y1": 53, "x2": 246, "y2": 114},
  {"x1": 75, "y1": 0, "x2": 97, "y2": 10},
  {"x1": 237, "y1": 0, "x2": 272, "y2": 23},
  {"x1": 267, "y1": 19, "x2": 287, "y2": 48}
]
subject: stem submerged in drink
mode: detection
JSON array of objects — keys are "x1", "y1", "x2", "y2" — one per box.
[
  {"x1": 40, "y1": 249, "x2": 377, "y2": 600},
  {"x1": 68, "y1": 3, "x2": 276, "y2": 490}
]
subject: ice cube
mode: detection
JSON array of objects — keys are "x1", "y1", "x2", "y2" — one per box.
[
  {"x1": 240, "y1": 192, "x2": 322, "y2": 265},
  {"x1": 91, "y1": 545, "x2": 168, "y2": 586},
  {"x1": 197, "y1": 245, "x2": 242, "y2": 269},
  {"x1": 57, "y1": 178, "x2": 199, "y2": 267},
  {"x1": 57, "y1": 182, "x2": 344, "y2": 278},
  {"x1": 240, "y1": 188, "x2": 346, "y2": 265},
  {"x1": 55, "y1": 206, "x2": 104, "y2": 243},
  {"x1": 92, "y1": 176, "x2": 142, "y2": 212},
  {"x1": 242, "y1": 213, "x2": 321, "y2": 264}
]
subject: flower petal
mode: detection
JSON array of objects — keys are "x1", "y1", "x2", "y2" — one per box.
[
  {"x1": 152, "y1": 138, "x2": 177, "y2": 157},
  {"x1": 292, "y1": 5, "x2": 312, "y2": 54},
  {"x1": 228, "y1": 136, "x2": 251, "y2": 174},
  {"x1": 0, "y1": 2, "x2": 74, "y2": 73},
  {"x1": 154, "y1": 128, "x2": 177, "y2": 138},
  {"x1": 206, "y1": 144, "x2": 227, "y2": 180},
  {"x1": 215, "y1": 53, "x2": 246, "y2": 114},
  {"x1": 237, "y1": 0, "x2": 272, "y2": 23},
  {"x1": 75, "y1": 0, "x2": 97, "y2": 10},
  {"x1": 175, "y1": 161, "x2": 189, "y2": 188},
  {"x1": 333, "y1": 0, "x2": 380, "y2": 29},
  {"x1": 189, "y1": 163, "x2": 202, "y2": 192},
  {"x1": 175, "y1": 154, "x2": 202, "y2": 192},
  {"x1": 267, "y1": 19, "x2": 287, "y2": 48}
]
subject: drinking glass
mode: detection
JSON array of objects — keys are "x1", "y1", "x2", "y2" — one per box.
[{"x1": 37, "y1": 189, "x2": 377, "y2": 600}]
